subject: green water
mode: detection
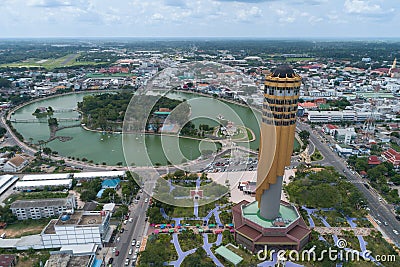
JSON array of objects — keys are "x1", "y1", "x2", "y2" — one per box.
[{"x1": 11, "y1": 91, "x2": 299, "y2": 166}]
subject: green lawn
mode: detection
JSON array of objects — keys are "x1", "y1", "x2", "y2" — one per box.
[
  {"x1": 0, "y1": 54, "x2": 108, "y2": 70},
  {"x1": 179, "y1": 230, "x2": 204, "y2": 251},
  {"x1": 318, "y1": 210, "x2": 349, "y2": 227},
  {"x1": 4, "y1": 218, "x2": 52, "y2": 238}
]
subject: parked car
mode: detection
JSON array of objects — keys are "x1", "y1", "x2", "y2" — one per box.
[
  {"x1": 108, "y1": 258, "x2": 114, "y2": 264},
  {"x1": 115, "y1": 250, "x2": 120, "y2": 256}
]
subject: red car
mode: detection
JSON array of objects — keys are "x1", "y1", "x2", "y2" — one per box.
[{"x1": 115, "y1": 250, "x2": 120, "y2": 256}]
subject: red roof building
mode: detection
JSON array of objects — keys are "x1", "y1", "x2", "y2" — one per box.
[
  {"x1": 323, "y1": 124, "x2": 338, "y2": 135},
  {"x1": 368, "y1": 156, "x2": 381, "y2": 165},
  {"x1": 232, "y1": 200, "x2": 310, "y2": 252},
  {"x1": 299, "y1": 102, "x2": 317, "y2": 110},
  {"x1": 382, "y1": 148, "x2": 400, "y2": 167},
  {"x1": 0, "y1": 255, "x2": 16, "y2": 267}
]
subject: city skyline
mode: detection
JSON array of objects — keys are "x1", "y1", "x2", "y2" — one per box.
[{"x1": 1, "y1": 0, "x2": 399, "y2": 38}]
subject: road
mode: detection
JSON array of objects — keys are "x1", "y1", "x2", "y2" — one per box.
[
  {"x1": 113, "y1": 171, "x2": 157, "y2": 267},
  {"x1": 297, "y1": 122, "x2": 400, "y2": 246}
]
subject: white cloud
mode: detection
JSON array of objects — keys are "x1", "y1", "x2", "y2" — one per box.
[
  {"x1": 28, "y1": 0, "x2": 72, "y2": 8},
  {"x1": 0, "y1": 0, "x2": 399, "y2": 37},
  {"x1": 344, "y1": 0, "x2": 381, "y2": 14},
  {"x1": 236, "y1": 6, "x2": 262, "y2": 22}
]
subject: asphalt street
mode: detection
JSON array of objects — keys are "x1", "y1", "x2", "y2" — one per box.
[{"x1": 113, "y1": 171, "x2": 157, "y2": 267}]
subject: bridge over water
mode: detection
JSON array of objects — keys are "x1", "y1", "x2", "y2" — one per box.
[
  {"x1": 53, "y1": 108, "x2": 75, "y2": 113},
  {"x1": 10, "y1": 118, "x2": 80, "y2": 123}
]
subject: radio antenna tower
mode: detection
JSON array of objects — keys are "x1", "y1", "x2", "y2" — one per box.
[{"x1": 363, "y1": 84, "x2": 380, "y2": 139}]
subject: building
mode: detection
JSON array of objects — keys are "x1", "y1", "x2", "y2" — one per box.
[
  {"x1": 41, "y1": 211, "x2": 111, "y2": 248},
  {"x1": 335, "y1": 144, "x2": 355, "y2": 156},
  {"x1": 322, "y1": 124, "x2": 338, "y2": 135},
  {"x1": 2, "y1": 155, "x2": 28, "y2": 172},
  {"x1": 11, "y1": 195, "x2": 76, "y2": 220},
  {"x1": 45, "y1": 243, "x2": 98, "y2": 267},
  {"x1": 14, "y1": 179, "x2": 73, "y2": 191},
  {"x1": 21, "y1": 173, "x2": 72, "y2": 181},
  {"x1": 368, "y1": 156, "x2": 381, "y2": 166},
  {"x1": 72, "y1": 171, "x2": 125, "y2": 181},
  {"x1": 96, "y1": 178, "x2": 121, "y2": 198},
  {"x1": 0, "y1": 175, "x2": 18, "y2": 196},
  {"x1": 382, "y1": 148, "x2": 400, "y2": 168},
  {"x1": 0, "y1": 254, "x2": 17, "y2": 267},
  {"x1": 233, "y1": 65, "x2": 310, "y2": 252},
  {"x1": 333, "y1": 128, "x2": 357, "y2": 144},
  {"x1": 307, "y1": 110, "x2": 381, "y2": 123}
]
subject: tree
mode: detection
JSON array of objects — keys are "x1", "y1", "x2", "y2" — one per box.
[
  {"x1": 42, "y1": 147, "x2": 52, "y2": 155},
  {"x1": 0, "y1": 205, "x2": 17, "y2": 224},
  {"x1": 80, "y1": 190, "x2": 97, "y2": 202},
  {"x1": 355, "y1": 157, "x2": 369, "y2": 172},
  {"x1": 367, "y1": 164, "x2": 387, "y2": 182},
  {"x1": 299, "y1": 130, "x2": 310, "y2": 141}
]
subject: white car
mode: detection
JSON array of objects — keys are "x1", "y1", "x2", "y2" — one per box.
[
  {"x1": 125, "y1": 258, "x2": 130, "y2": 266},
  {"x1": 145, "y1": 198, "x2": 148, "y2": 203},
  {"x1": 129, "y1": 248, "x2": 133, "y2": 255},
  {"x1": 393, "y1": 230, "x2": 399, "y2": 235},
  {"x1": 112, "y1": 247, "x2": 116, "y2": 253},
  {"x1": 124, "y1": 220, "x2": 128, "y2": 225},
  {"x1": 136, "y1": 241, "x2": 141, "y2": 248},
  {"x1": 129, "y1": 218, "x2": 133, "y2": 223}
]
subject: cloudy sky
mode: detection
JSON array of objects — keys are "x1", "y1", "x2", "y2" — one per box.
[{"x1": 0, "y1": 0, "x2": 398, "y2": 38}]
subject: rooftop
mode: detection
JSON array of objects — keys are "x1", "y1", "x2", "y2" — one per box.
[
  {"x1": 55, "y1": 211, "x2": 107, "y2": 226},
  {"x1": 271, "y1": 65, "x2": 296, "y2": 78},
  {"x1": 7, "y1": 155, "x2": 26, "y2": 167},
  {"x1": 215, "y1": 246, "x2": 243, "y2": 266},
  {"x1": 10, "y1": 198, "x2": 69, "y2": 209},
  {"x1": 242, "y1": 201, "x2": 299, "y2": 228},
  {"x1": 44, "y1": 254, "x2": 92, "y2": 267},
  {"x1": 72, "y1": 171, "x2": 125, "y2": 179},
  {"x1": 22, "y1": 173, "x2": 71, "y2": 181}
]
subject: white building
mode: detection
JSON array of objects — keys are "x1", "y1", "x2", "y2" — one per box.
[
  {"x1": 11, "y1": 195, "x2": 76, "y2": 220},
  {"x1": 41, "y1": 211, "x2": 111, "y2": 248},
  {"x1": 307, "y1": 110, "x2": 381, "y2": 123},
  {"x1": 15, "y1": 179, "x2": 73, "y2": 191},
  {"x1": 0, "y1": 175, "x2": 18, "y2": 196},
  {"x1": 21, "y1": 173, "x2": 72, "y2": 181},
  {"x1": 72, "y1": 171, "x2": 125, "y2": 181},
  {"x1": 333, "y1": 128, "x2": 357, "y2": 144},
  {"x1": 2, "y1": 155, "x2": 28, "y2": 172}
]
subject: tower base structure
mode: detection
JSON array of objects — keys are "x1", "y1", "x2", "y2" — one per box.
[{"x1": 232, "y1": 200, "x2": 311, "y2": 252}]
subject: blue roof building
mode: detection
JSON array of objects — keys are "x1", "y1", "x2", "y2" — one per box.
[{"x1": 101, "y1": 178, "x2": 121, "y2": 189}]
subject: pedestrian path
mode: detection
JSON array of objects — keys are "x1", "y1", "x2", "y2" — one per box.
[{"x1": 202, "y1": 233, "x2": 223, "y2": 266}]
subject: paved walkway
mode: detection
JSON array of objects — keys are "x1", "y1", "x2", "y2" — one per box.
[
  {"x1": 301, "y1": 206, "x2": 317, "y2": 228},
  {"x1": 202, "y1": 233, "x2": 223, "y2": 266}
]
